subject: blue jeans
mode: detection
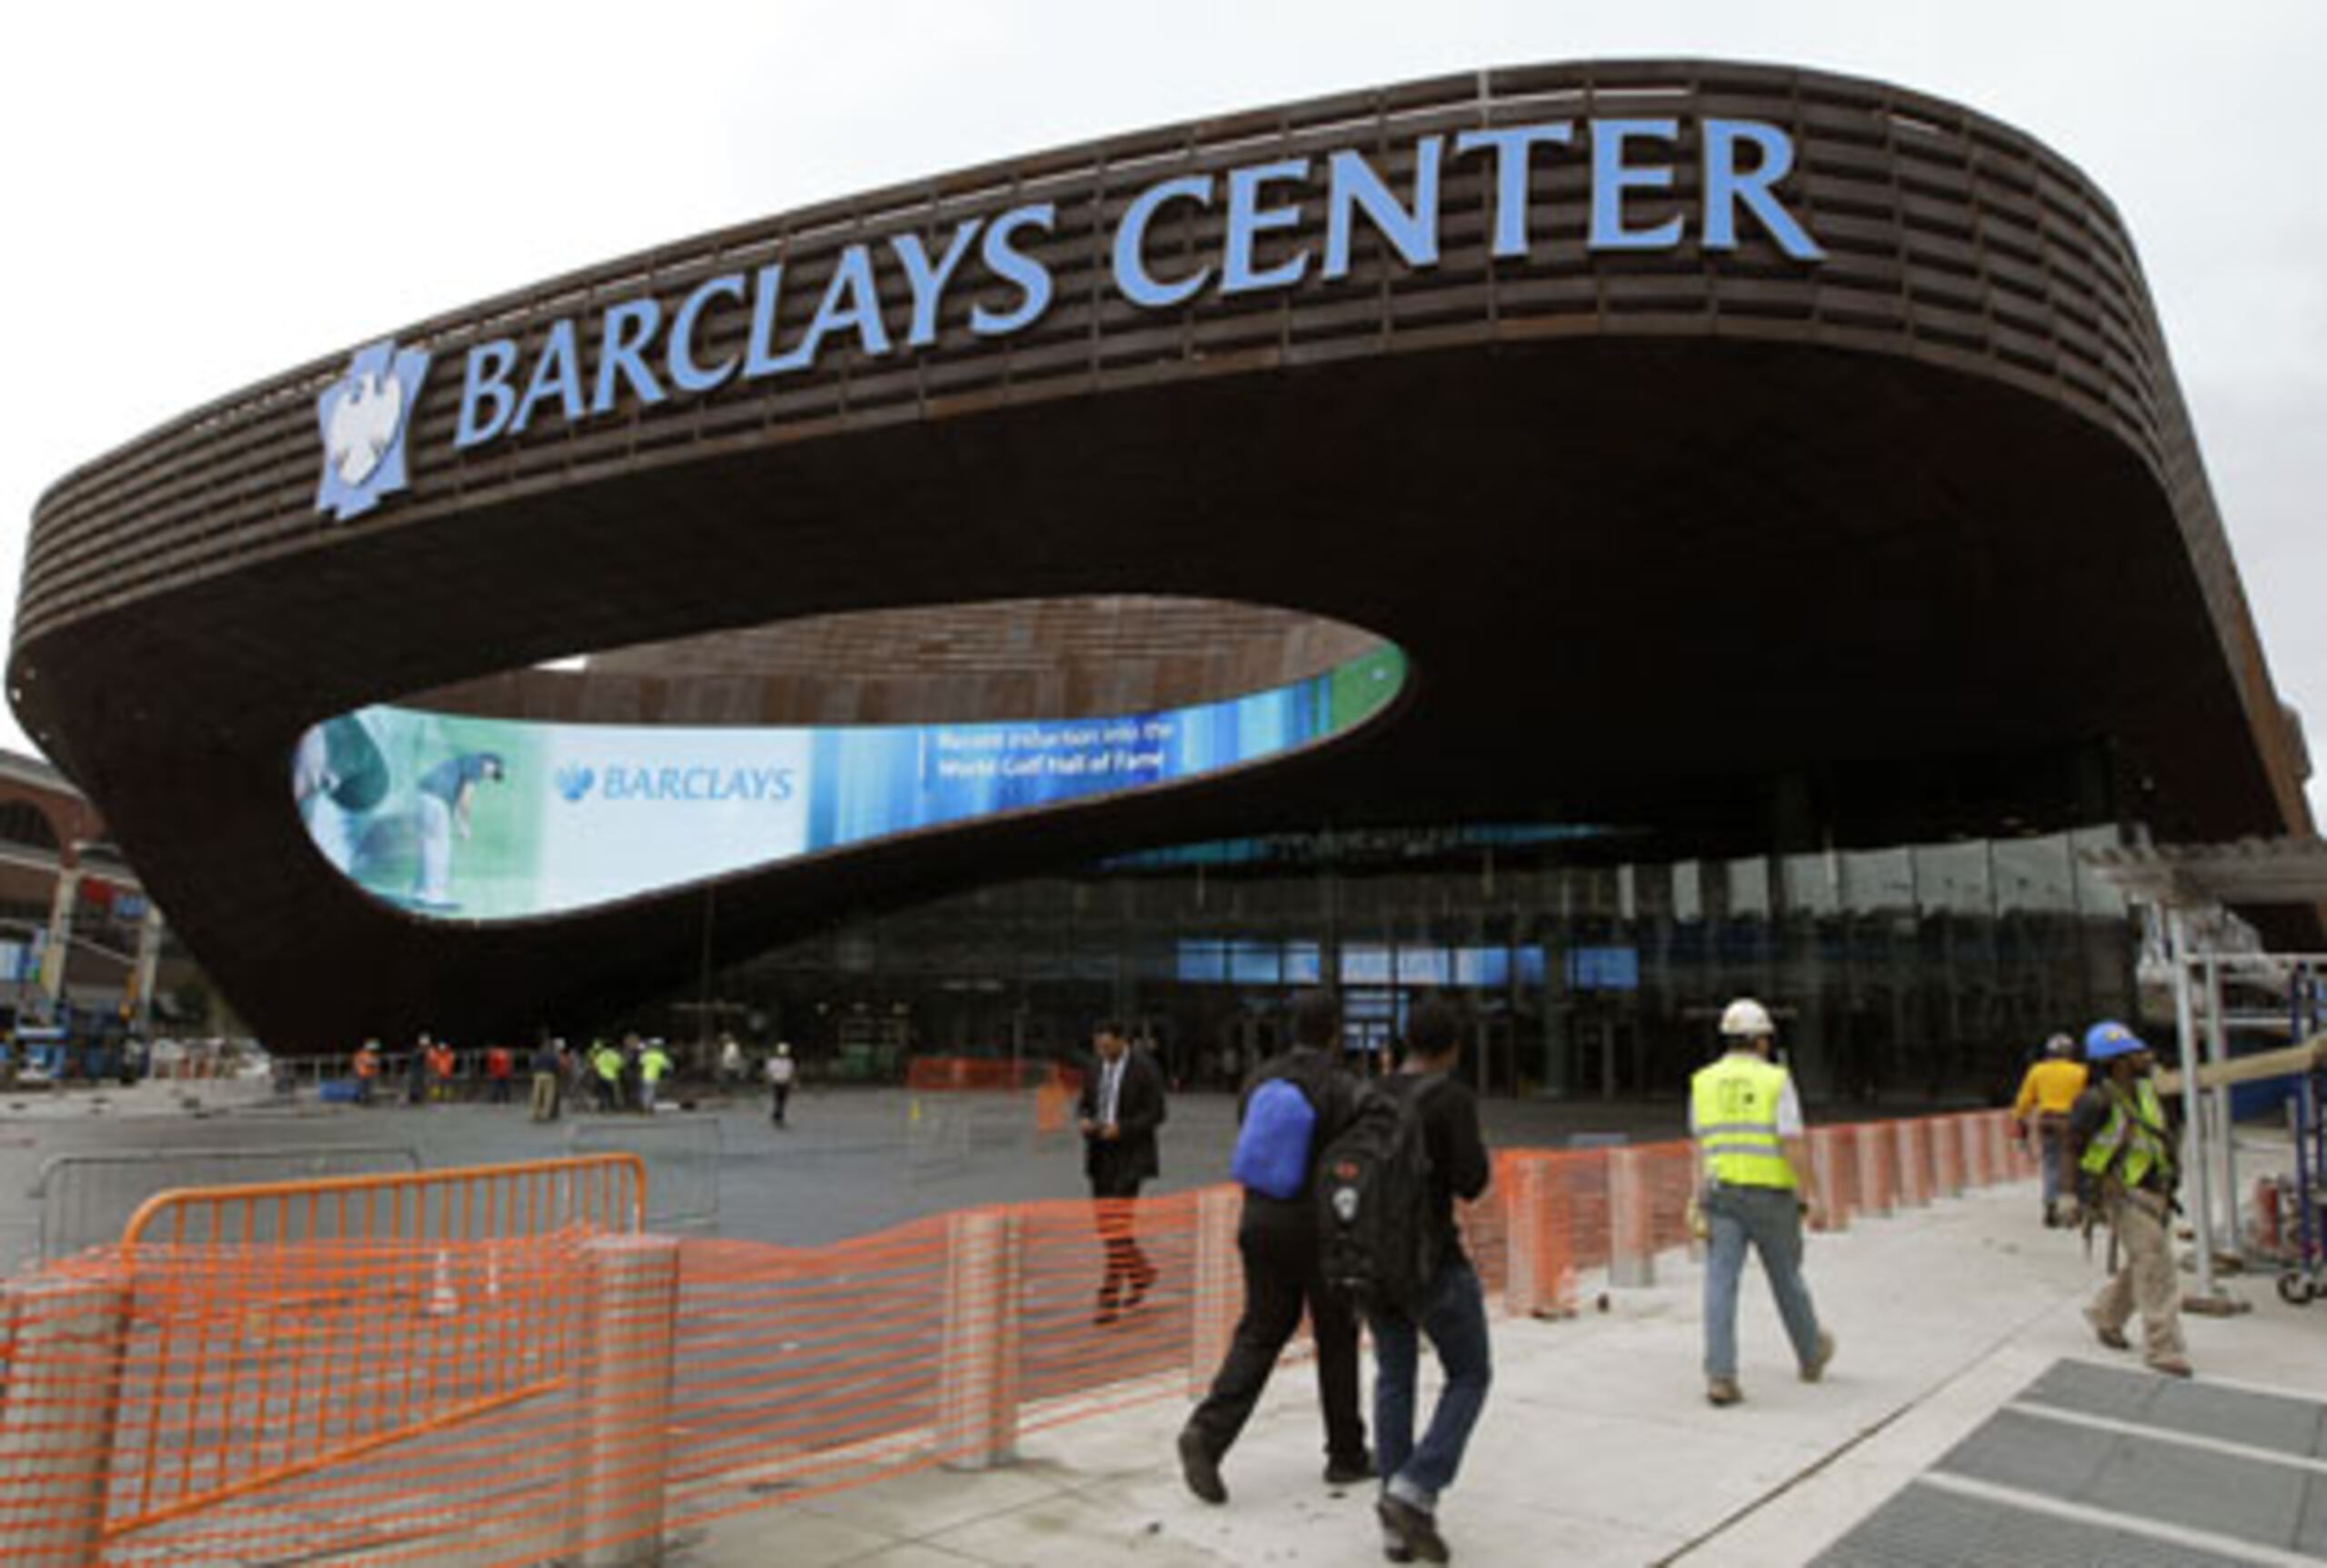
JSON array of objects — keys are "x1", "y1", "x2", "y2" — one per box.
[
  {"x1": 1703, "y1": 1183, "x2": 1823, "y2": 1381},
  {"x1": 2034, "y1": 1117, "x2": 2068, "y2": 1209},
  {"x1": 1369, "y1": 1256, "x2": 1492, "y2": 1512}
]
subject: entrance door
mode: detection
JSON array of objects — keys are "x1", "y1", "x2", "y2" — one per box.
[{"x1": 1343, "y1": 986, "x2": 1397, "y2": 1076}]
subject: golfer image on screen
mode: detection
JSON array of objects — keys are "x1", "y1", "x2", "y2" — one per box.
[{"x1": 412, "y1": 750, "x2": 504, "y2": 910}]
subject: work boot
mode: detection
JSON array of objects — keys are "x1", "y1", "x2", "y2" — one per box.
[
  {"x1": 1177, "y1": 1427, "x2": 1226, "y2": 1505},
  {"x1": 1324, "y1": 1449, "x2": 1375, "y2": 1487},
  {"x1": 2083, "y1": 1304, "x2": 2131, "y2": 1351},
  {"x1": 1376, "y1": 1493, "x2": 1449, "y2": 1565},
  {"x1": 2147, "y1": 1354, "x2": 2193, "y2": 1379},
  {"x1": 1706, "y1": 1375, "x2": 1743, "y2": 1406},
  {"x1": 1800, "y1": 1329, "x2": 1837, "y2": 1383}
]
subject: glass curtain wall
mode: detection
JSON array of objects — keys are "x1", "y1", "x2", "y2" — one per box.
[{"x1": 704, "y1": 824, "x2": 2133, "y2": 1103}]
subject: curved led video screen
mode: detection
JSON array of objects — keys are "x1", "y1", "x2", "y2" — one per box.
[{"x1": 292, "y1": 646, "x2": 1406, "y2": 921}]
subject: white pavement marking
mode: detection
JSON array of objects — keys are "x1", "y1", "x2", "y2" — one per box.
[
  {"x1": 2004, "y1": 1396, "x2": 2327, "y2": 1477},
  {"x1": 1912, "y1": 1471, "x2": 2322, "y2": 1568}
]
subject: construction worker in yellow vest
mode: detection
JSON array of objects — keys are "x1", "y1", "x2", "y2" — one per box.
[
  {"x1": 2068, "y1": 1021, "x2": 2190, "y2": 1377},
  {"x1": 1690, "y1": 997, "x2": 1835, "y2": 1407}
]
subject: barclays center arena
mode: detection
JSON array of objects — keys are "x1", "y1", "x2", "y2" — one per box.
[{"x1": 12, "y1": 60, "x2": 2312, "y2": 1101}]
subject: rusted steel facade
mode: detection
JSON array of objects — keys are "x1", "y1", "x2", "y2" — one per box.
[{"x1": 12, "y1": 61, "x2": 2311, "y2": 1045}]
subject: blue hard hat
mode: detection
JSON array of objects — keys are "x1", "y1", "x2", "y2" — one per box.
[{"x1": 2082, "y1": 1021, "x2": 2147, "y2": 1062}]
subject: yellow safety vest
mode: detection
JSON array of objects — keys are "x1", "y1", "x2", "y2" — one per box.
[
  {"x1": 1691, "y1": 1053, "x2": 1797, "y2": 1190},
  {"x1": 2078, "y1": 1078, "x2": 2174, "y2": 1191}
]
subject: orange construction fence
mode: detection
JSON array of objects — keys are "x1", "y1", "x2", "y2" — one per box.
[
  {"x1": 904, "y1": 1058, "x2": 1084, "y2": 1094},
  {"x1": 0, "y1": 1112, "x2": 2032, "y2": 1565}
]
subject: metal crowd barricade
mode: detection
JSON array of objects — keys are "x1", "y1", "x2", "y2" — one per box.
[
  {"x1": 33, "y1": 1144, "x2": 424, "y2": 1263},
  {"x1": 118, "y1": 1152, "x2": 644, "y2": 1250},
  {"x1": 75, "y1": 1154, "x2": 650, "y2": 1555}
]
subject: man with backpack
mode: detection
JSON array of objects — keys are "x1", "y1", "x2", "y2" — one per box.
[
  {"x1": 1179, "y1": 991, "x2": 1371, "y2": 1505},
  {"x1": 1352, "y1": 1000, "x2": 1492, "y2": 1565}
]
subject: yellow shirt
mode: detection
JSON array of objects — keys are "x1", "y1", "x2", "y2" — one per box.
[{"x1": 2014, "y1": 1057, "x2": 2086, "y2": 1119}]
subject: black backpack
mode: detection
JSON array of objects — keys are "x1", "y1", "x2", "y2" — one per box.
[{"x1": 1316, "y1": 1074, "x2": 1443, "y2": 1317}]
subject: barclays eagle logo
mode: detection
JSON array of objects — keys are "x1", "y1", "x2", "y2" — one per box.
[
  {"x1": 315, "y1": 339, "x2": 430, "y2": 522},
  {"x1": 555, "y1": 764, "x2": 596, "y2": 803}
]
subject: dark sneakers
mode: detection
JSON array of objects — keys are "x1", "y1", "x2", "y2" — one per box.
[
  {"x1": 1800, "y1": 1330, "x2": 1837, "y2": 1383},
  {"x1": 1177, "y1": 1427, "x2": 1227, "y2": 1505},
  {"x1": 1376, "y1": 1493, "x2": 1449, "y2": 1564},
  {"x1": 1324, "y1": 1451, "x2": 1375, "y2": 1487}
]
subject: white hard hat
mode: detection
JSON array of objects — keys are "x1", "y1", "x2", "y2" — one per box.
[{"x1": 1719, "y1": 998, "x2": 1775, "y2": 1039}]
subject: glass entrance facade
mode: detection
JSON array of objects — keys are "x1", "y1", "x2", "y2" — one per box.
[{"x1": 675, "y1": 821, "x2": 2134, "y2": 1104}]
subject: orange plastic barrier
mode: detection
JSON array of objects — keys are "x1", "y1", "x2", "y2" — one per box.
[
  {"x1": 0, "y1": 1114, "x2": 2042, "y2": 1565},
  {"x1": 1932, "y1": 1116, "x2": 1965, "y2": 1194},
  {"x1": 904, "y1": 1058, "x2": 1084, "y2": 1094},
  {"x1": 1853, "y1": 1123, "x2": 1896, "y2": 1217}
]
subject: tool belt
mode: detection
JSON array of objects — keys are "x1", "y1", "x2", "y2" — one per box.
[{"x1": 2107, "y1": 1182, "x2": 2175, "y2": 1223}]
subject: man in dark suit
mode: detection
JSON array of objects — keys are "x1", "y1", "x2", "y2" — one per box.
[{"x1": 1079, "y1": 1019, "x2": 1166, "y2": 1325}]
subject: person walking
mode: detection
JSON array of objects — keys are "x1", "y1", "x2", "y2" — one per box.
[
  {"x1": 620, "y1": 1035, "x2": 645, "y2": 1113},
  {"x1": 1078, "y1": 1021, "x2": 1166, "y2": 1325},
  {"x1": 1691, "y1": 997, "x2": 1834, "y2": 1407},
  {"x1": 405, "y1": 1034, "x2": 432, "y2": 1106},
  {"x1": 639, "y1": 1038, "x2": 674, "y2": 1113},
  {"x1": 2013, "y1": 1033, "x2": 2088, "y2": 1226},
  {"x1": 352, "y1": 1038, "x2": 381, "y2": 1106},
  {"x1": 766, "y1": 1041, "x2": 796, "y2": 1125},
  {"x1": 1180, "y1": 991, "x2": 1371, "y2": 1503},
  {"x1": 719, "y1": 1034, "x2": 745, "y2": 1094},
  {"x1": 484, "y1": 1042, "x2": 515, "y2": 1105},
  {"x1": 590, "y1": 1039, "x2": 624, "y2": 1113},
  {"x1": 1366, "y1": 1001, "x2": 1493, "y2": 1566},
  {"x1": 2070, "y1": 1021, "x2": 2191, "y2": 1376},
  {"x1": 530, "y1": 1036, "x2": 564, "y2": 1123}
]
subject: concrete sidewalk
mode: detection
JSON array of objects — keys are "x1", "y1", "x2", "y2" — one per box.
[{"x1": 674, "y1": 1176, "x2": 2327, "y2": 1566}]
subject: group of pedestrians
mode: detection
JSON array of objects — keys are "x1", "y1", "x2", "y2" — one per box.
[
  {"x1": 1070, "y1": 992, "x2": 1494, "y2": 1563},
  {"x1": 1693, "y1": 1001, "x2": 2199, "y2": 1413},
  {"x1": 345, "y1": 1031, "x2": 802, "y2": 1126}
]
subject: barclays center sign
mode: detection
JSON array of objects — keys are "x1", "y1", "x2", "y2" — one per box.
[{"x1": 315, "y1": 116, "x2": 1823, "y2": 521}]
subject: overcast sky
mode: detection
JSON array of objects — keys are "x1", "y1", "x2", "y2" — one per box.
[{"x1": 5, "y1": 1, "x2": 2322, "y2": 821}]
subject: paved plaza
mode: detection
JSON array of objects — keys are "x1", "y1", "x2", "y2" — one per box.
[
  {"x1": 0, "y1": 1077, "x2": 1710, "y2": 1266},
  {"x1": 5, "y1": 1082, "x2": 2322, "y2": 1563},
  {"x1": 667, "y1": 1171, "x2": 2327, "y2": 1567}
]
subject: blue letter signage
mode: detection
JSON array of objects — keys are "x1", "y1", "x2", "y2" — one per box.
[{"x1": 393, "y1": 116, "x2": 1826, "y2": 506}]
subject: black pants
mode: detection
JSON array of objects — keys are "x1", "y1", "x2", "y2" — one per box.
[
  {"x1": 1185, "y1": 1206, "x2": 1366, "y2": 1465},
  {"x1": 770, "y1": 1082, "x2": 792, "y2": 1123},
  {"x1": 1090, "y1": 1165, "x2": 1155, "y2": 1306}
]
